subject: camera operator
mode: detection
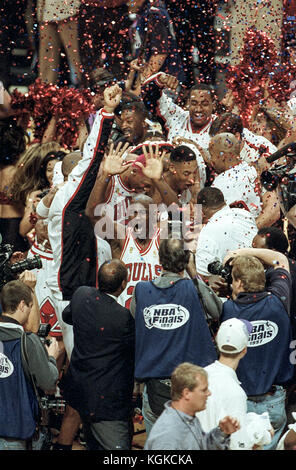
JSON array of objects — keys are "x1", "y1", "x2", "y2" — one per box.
[
  {"x1": 194, "y1": 187, "x2": 257, "y2": 295},
  {"x1": 220, "y1": 247, "x2": 294, "y2": 450},
  {"x1": 0, "y1": 276, "x2": 59, "y2": 450}
]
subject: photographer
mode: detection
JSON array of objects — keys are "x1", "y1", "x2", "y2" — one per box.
[
  {"x1": 130, "y1": 237, "x2": 219, "y2": 435},
  {"x1": 0, "y1": 277, "x2": 59, "y2": 450},
  {"x1": 221, "y1": 247, "x2": 294, "y2": 450}
]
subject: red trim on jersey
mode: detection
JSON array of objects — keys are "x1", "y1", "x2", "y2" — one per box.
[
  {"x1": 243, "y1": 138, "x2": 270, "y2": 156},
  {"x1": 133, "y1": 228, "x2": 160, "y2": 256},
  {"x1": 32, "y1": 241, "x2": 53, "y2": 254},
  {"x1": 143, "y1": 73, "x2": 164, "y2": 88},
  {"x1": 30, "y1": 247, "x2": 53, "y2": 261},
  {"x1": 229, "y1": 200, "x2": 250, "y2": 212},
  {"x1": 155, "y1": 229, "x2": 160, "y2": 250},
  {"x1": 120, "y1": 227, "x2": 131, "y2": 261},
  {"x1": 117, "y1": 175, "x2": 134, "y2": 194},
  {"x1": 105, "y1": 176, "x2": 115, "y2": 204},
  {"x1": 186, "y1": 117, "x2": 213, "y2": 135}
]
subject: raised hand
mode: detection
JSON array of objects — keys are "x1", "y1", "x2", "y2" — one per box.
[
  {"x1": 19, "y1": 270, "x2": 37, "y2": 290},
  {"x1": 103, "y1": 84, "x2": 122, "y2": 113},
  {"x1": 134, "y1": 143, "x2": 166, "y2": 181},
  {"x1": 158, "y1": 73, "x2": 179, "y2": 91},
  {"x1": 102, "y1": 142, "x2": 132, "y2": 176},
  {"x1": 219, "y1": 416, "x2": 240, "y2": 435},
  {"x1": 125, "y1": 59, "x2": 143, "y2": 96}
]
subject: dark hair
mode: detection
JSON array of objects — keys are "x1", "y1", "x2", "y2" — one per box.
[
  {"x1": 209, "y1": 113, "x2": 244, "y2": 137},
  {"x1": 39, "y1": 150, "x2": 66, "y2": 187},
  {"x1": 98, "y1": 260, "x2": 128, "y2": 294},
  {"x1": 170, "y1": 145, "x2": 196, "y2": 163},
  {"x1": 257, "y1": 226, "x2": 289, "y2": 254},
  {"x1": 120, "y1": 99, "x2": 149, "y2": 120},
  {"x1": 0, "y1": 118, "x2": 27, "y2": 166},
  {"x1": 159, "y1": 238, "x2": 190, "y2": 273},
  {"x1": 189, "y1": 83, "x2": 215, "y2": 100},
  {"x1": 196, "y1": 187, "x2": 225, "y2": 208},
  {"x1": 0, "y1": 280, "x2": 32, "y2": 313},
  {"x1": 114, "y1": 91, "x2": 143, "y2": 117}
]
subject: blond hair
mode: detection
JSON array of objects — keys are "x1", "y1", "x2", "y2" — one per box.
[
  {"x1": 171, "y1": 362, "x2": 207, "y2": 401},
  {"x1": 232, "y1": 255, "x2": 266, "y2": 292}
]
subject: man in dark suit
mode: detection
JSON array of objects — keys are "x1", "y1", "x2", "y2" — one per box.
[{"x1": 60, "y1": 259, "x2": 135, "y2": 450}]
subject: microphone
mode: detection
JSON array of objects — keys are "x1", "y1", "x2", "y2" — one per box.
[{"x1": 266, "y1": 142, "x2": 296, "y2": 164}]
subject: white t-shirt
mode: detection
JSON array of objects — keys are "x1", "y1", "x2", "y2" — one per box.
[
  {"x1": 197, "y1": 361, "x2": 271, "y2": 450},
  {"x1": 211, "y1": 162, "x2": 261, "y2": 218},
  {"x1": 195, "y1": 205, "x2": 257, "y2": 276}
]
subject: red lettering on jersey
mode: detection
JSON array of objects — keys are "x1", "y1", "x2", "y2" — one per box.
[
  {"x1": 125, "y1": 263, "x2": 132, "y2": 282},
  {"x1": 142, "y1": 263, "x2": 148, "y2": 281},
  {"x1": 125, "y1": 285, "x2": 135, "y2": 310},
  {"x1": 155, "y1": 265, "x2": 162, "y2": 277},
  {"x1": 132, "y1": 262, "x2": 143, "y2": 282},
  {"x1": 148, "y1": 264, "x2": 152, "y2": 279}
]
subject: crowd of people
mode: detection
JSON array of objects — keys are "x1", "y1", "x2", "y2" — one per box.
[{"x1": 1, "y1": 0, "x2": 296, "y2": 453}]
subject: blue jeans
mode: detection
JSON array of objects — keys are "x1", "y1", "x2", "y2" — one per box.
[
  {"x1": 0, "y1": 428, "x2": 50, "y2": 450},
  {"x1": 141, "y1": 385, "x2": 159, "y2": 437},
  {"x1": 0, "y1": 438, "x2": 29, "y2": 450},
  {"x1": 247, "y1": 385, "x2": 286, "y2": 450}
]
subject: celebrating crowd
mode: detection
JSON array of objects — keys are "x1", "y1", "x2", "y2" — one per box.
[{"x1": 1, "y1": 0, "x2": 296, "y2": 453}]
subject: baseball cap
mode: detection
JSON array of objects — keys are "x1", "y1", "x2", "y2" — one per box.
[{"x1": 216, "y1": 318, "x2": 253, "y2": 354}]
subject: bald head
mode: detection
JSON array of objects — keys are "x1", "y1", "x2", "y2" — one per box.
[
  {"x1": 209, "y1": 132, "x2": 242, "y2": 173},
  {"x1": 62, "y1": 151, "x2": 82, "y2": 180},
  {"x1": 98, "y1": 259, "x2": 128, "y2": 295},
  {"x1": 159, "y1": 238, "x2": 190, "y2": 273}
]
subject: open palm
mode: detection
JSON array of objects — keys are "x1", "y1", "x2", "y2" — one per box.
[
  {"x1": 102, "y1": 142, "x2": 132, "y2": 175},
  {"x1": 134, "y1": 143, "x2": 166, "y2": 180}
]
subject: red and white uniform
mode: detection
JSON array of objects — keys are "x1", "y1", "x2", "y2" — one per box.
[
  {"x1": 241, "y1": 128, "x2": 277, "y2": 164},
  {"x1": 143, "y1": 73, "x2": 215, "y2": 149},
  {"x1": 118, "y1": 227, "x2": 162, "y2": 309},
  {"x1": 27, "y1": 241, "x2": 62, "y2": 337},
  {"x1": 212, "y1": 162, "x2": 262, "y2": 218},
  {"x1": 104, "y1": 175, "x2": 134, "y2": 225}
]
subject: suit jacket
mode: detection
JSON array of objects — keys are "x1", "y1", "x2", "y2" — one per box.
[{"x1": 61, "y1": 286, "x2": 135, "y2": 421}]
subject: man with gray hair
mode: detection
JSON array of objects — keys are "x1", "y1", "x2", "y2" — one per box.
[{"x1": 144, "y1": 362, "x2": 240, "y2": 450}]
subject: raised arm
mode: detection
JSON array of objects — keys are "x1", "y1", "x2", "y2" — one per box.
[{"x1": 223, "y1": 247, "x2": 290, "y2": 273}]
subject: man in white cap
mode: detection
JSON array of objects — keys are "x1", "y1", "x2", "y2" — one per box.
[{"x1": 197, "y1": 318, "x2": 274, "y2": 450}]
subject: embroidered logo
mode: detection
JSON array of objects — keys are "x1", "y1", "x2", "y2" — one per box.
[{"x1": 143, "y1": 304, "x2": 190, "y2": 330}]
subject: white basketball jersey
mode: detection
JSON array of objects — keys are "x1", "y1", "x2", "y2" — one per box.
[
  {"x1": 105, "y1": 175, "x2": 134, "y2": 224},
  {"x1": 118, "y1": 227, "x2": 162, "y2": 309}
]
